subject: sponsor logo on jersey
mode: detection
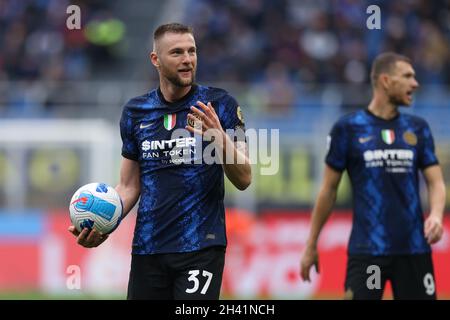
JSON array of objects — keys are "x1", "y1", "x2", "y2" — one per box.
[
  {"x1": 363, "y1": 149, "x2": 414, "y2": 172},
  {"x1": 403, "y1": 131, "x2": 417, "y2": 146},
  {"x1": 141, "y1": 137, "x2": 198, "y2": 162},
  {"x1": 163, "y1": 114, "x2": 176, "y2": 130},
  {"x1": 141, "y1": 137, "x2": 196, "y2": 151},
  {"x1": 381, "y1": 129, "x2": 395, "y2": 145},
  {"x1": 363, "y1": 149, "x2": 414, "y2": 161}
]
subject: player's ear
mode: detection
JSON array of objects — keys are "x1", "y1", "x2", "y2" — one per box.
[
  {"x1": 379, "y1": 73, "x2": 390, "y2": 90},
  {"x1": 150, "y1": 51, "x2": 159, "y2": 68}
]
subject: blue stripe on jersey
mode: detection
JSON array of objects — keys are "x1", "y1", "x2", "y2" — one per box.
[{"x1": 326, "y1": 110, "x2": 438, "y2": 255}]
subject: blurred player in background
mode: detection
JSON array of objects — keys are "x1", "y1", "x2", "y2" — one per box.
[
  {"x1": 69, "y1": 23, "x2": 251, "y2": 300},
  {"x1": 300, "y1": 52, "x2": 446, "y2": 299}
]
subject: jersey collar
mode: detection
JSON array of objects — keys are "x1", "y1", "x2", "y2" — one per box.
[
  {"x1": 157, "y1": 84, "x2": 198, "y2": 110},
  {"x1": 364, "y1": 108, "x2": 400, "y2": 123}
]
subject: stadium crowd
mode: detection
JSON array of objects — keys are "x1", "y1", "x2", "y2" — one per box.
[
  {"x1": 181, "y1": 0, "x2": 450, "y2": 85},
  {"x1": 0, "y1": 0, "x2": 123, "y2": 117},
  {"x1": 0, "y1": 0, "x2": 449, "y2": 116}
]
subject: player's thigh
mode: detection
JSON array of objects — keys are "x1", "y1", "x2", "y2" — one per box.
[
  {"x1": 172, "y1": 246, "x2": 225, "y2": 300},
  {"x1": 127, "y1": 254, "x2": 173, "y2": 300},
  {"x1": 391, "y1": 253, "x2": 436, "y2": 300},
  {"x1": 344, "y1": 255, "x2": 389, "y2": 300}
]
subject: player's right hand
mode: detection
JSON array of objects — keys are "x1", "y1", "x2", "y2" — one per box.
[
  {"x1": 68, "y1": 225, "x2": 109, "y2": 248},
  {"x1": 300, "y1": 246, "x2": 319, "y2": 282}
]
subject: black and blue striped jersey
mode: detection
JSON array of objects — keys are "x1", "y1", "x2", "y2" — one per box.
[
  {"x1": 326, "y1": 109, "x2": 438, "y2": 255},
  {"x1": 120, "y1": 84, "x2": 245, "y2": 254}
]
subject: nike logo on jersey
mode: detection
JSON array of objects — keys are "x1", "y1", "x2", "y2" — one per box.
[
  {"x1": 140, "y1": 122, "x2": 153, "y2": 129},
  {"x1": 358, "y1": 136, "x2": 374, "y2": 143}
]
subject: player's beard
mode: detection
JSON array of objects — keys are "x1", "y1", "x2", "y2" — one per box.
[
  {"x1": 162, "y1": 66, "x2": 196, "y2": 87},
  {"x1": 389, "y1": 91, "x2": 411, "y2": 107}
]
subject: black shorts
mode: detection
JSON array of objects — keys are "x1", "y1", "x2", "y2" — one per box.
[
  {"x1": 344, "y1": 253, "x2": 436, "y2": 300},
  {"x1": 127, "y1": 246, "x2": 225, "y2": 300}
]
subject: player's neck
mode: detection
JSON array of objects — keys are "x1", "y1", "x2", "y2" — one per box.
[
  {"x1": 159, "y1": 79, "x2": 192, "y2": 103},
  {"x1": 367, "y1": 94, "x2": 399, "y2": 120}
]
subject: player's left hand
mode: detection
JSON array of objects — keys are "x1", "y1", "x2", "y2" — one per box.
[
  {"x1": 186, "y1": 101, "x2": 226, "y2": 146},
  {"x1": 68, "y1": 225, "x2": 109, "y2": 248},
  {"x1": 424, "y1": 215, "x2": 443, "y2": 245}
]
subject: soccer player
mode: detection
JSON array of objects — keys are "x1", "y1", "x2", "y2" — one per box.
[
  {"x1": 300, "y1": 52, "x2": 446, "y2": 299},
  {"x1": 68, "y1": 23, "x2": 251, "y2": 299}
]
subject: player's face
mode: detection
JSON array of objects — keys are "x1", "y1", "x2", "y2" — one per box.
[
  {"x1": 386, "y1": 61, "x2": 419, "y2": 106},
  {"x1": 154, "y1": 32, "x2": 197, "y2": 87}
]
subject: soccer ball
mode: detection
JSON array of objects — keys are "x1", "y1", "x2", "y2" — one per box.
[{"x1": 69, "y1": 182, "x2": 123, "y2": 234}]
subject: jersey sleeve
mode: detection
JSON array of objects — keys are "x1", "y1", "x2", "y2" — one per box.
[
  {"x1": 120, "y1": 105, "x2": 139, "y2": 161},
  {"x1": 219, "y1": 95, "x2": 246, "y2": 142},
  {"x1": 325, "y1": 120, "x2": 349, "y2": 172},
  {"x1": 417, "y1": 121, "x2": 439, "y2": 169}
]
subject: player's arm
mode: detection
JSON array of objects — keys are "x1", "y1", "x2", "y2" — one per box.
[
  {"x1": 186, "y1": 101, "x2": 251, "y2": 190},
  {"x1": 220, "y1": 138, "x2": 251, "y2": 191},
  {"x1": 423, "y1": 165, "x2": 446, "y2": 244},
  {"x1": 115, "y1": 157, "x2": 141, "y2": 218},
  {"x1": 300, "y1": 165, "x2": 343, "y2": 281}
]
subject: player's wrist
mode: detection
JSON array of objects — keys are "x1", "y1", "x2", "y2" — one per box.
[
  {"x1": 215, "y1": 131, "x2": 231, "y2": 153},
  {"x1": 429, "y1": 211, "x2": 444, "y2": 222},
  {"x1": 306, "y1": 239, "x2": 318, "y2": 250}
]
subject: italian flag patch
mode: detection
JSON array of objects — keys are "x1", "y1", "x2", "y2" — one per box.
[
  {"x1": 163, "y1": 114, "x2": 176, "y2": 130},
  {"x1": 381, "y1": 129, "x2": 395, "y2": 145}
]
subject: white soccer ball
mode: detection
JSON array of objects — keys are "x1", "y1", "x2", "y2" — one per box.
[{"x1": 69, "y1": 182, "x2": 123, "y2": 234}]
